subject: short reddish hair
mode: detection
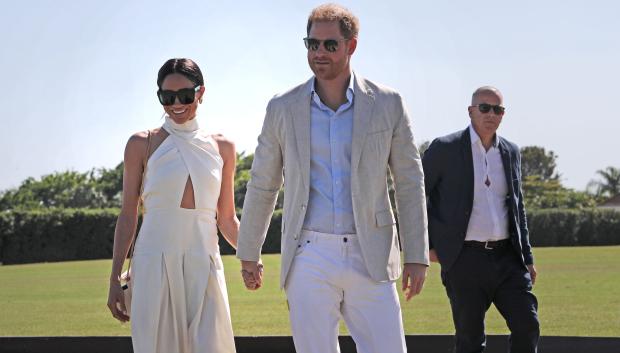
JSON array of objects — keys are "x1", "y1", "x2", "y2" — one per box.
[{"x1": 307, "y1": 3, "x2": 360, "y2": 39}]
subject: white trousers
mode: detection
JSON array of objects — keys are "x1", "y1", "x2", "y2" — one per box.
[{"x1": 285, "y1": 230, "x2": 407, "y2": 353}]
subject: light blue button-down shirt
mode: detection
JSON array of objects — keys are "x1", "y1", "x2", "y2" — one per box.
[{"x1": 302, "y1": 74, "x2": 356, "y2": 235}]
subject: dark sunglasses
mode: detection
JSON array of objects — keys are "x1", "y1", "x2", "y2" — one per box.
[
  {"x1": 475, "y1": 103, "x2": 505, "y2": 115},
  {"x1": 157, "y1": 86, "x2": 201, "y2": 106},
  {"x1": 303, "y1": 37, "x2": 347, "y2": 52}
]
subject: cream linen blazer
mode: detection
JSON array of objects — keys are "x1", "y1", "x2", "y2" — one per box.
[{"x1": 237, "y1": 74, "x2": 429, "y2": 288}]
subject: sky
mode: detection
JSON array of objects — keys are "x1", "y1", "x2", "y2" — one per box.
[{"x1": 1, "y1": 0, "x2": 618, "y2": 192}]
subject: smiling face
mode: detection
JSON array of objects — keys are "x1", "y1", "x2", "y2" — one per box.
[
  {"x1": 468, "y1": 89, "x2": 504, "y2": 142},
  {"x1": 306, "y1": 21, "x2": 356, "y2": 81},
  {"x1": 159, "y1": 73, "x2": 205, "y2": 124}
]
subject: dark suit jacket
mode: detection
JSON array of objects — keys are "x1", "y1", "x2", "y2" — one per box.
[{"x1": 422, "y1": 127, "x2": 534, "y2": 272}]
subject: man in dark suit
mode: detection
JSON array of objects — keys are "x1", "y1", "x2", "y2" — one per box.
[{"x1": 422, "y1": 86, "x2": 539, "y2": 353}]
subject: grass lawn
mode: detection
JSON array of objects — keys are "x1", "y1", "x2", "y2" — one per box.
[{"x1": 0, "y1": 246, "x2": 618, "y2": 337}]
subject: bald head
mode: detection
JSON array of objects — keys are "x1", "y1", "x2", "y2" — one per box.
[{"x1": 471, "y1": 86, "x2": 503, "y2": 105}]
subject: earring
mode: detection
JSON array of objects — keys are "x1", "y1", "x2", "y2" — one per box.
[{"x1": 199, "y1": 98, "x2": 203, "y2": 104}]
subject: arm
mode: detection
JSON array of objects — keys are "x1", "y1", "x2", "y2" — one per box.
[
  {"x1": 214, "y1": 135, "x2": 239, "y2": 249},
  {"x1": 388, "y1": 94, "x2": 429, "y2": 266},
  {"x1": 421, "y1": 139, "x2": 442, "y2": 259},
  {"x1": 515, "y1": 150, "x2": 537, "y2": 283},
  {"x1": 107, "y1": 132, "x2": 148, "y2": 322},
  {"x1": 388, "y1": 95, "x2": 429, "y2": 299},
  {"x1": 237, "y1": 101, "x2": 283, "y2": 289}
]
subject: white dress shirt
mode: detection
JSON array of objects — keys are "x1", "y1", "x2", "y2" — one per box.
[{"x1": 465, "y1": 125, "x2": 510, "y2": 241}]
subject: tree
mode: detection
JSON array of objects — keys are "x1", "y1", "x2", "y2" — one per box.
[
  {"x1": 93, "y1": 162, "x2": 124, "y2": 207},
  {"x1": 0, "y1": 171, "x2": 107, "y2": 210},
  {"x1": 522, "y1": 175, "x2": 597, "y2": 209},
  {"x1": 0, "y1": 164, "x2": 126, "y2": 210},
  {"x1": 588, "y1": 166, "x2": 620, "y2": 198},
  {"x1": 520, "y1": 146, "x2": 559, "y2": 181},
  {"x1": 519, "y1": 146, "x2": 598, "y2": 209}
]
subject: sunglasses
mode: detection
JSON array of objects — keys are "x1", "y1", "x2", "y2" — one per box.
[
  {"x1": 157, "y1": 86, "x2": 201, "y2": 106},
  {"x1": 474, "y1": 103, "x2": 505, "y2": 115},
  {"x1": 303, "y1": 37, "x2": 347, "y2": 52}
]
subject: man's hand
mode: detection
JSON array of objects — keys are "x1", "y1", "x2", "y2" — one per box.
[
  {"x1": 241, "y1": 260, "x2": 264, "y2": 290},
  {"x1": 429, "y1": 249, "x2": 439, "y2": 263},
  {"x1": 527, "y1": 264, "x2": 537, "y2": 285},
  {"x1": 402, "y1": 263, "x2": 428, "y2": 301}
]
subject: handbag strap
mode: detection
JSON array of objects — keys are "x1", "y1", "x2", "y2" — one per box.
[{"x1": 126, "y1": 129, "x2": 152, "y2": 270}]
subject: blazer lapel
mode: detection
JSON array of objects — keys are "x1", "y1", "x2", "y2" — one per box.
[
  {"x1": 290, "y1": 78, "x2": 313, "y2": 191},
  {"x1": 351, "y1": 75, "x2": 375, "y2": 173},
  {"x1": 460, "y1": 127, "x2": 475, "y2": 210}
]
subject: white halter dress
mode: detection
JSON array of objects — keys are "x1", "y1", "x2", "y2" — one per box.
[{"x1": 130, "y1": 116, "x2": 236, "y2": 353}]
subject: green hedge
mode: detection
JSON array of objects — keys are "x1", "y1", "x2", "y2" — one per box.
[
  {"x1": 527, "y1": 208, "x2": 620, "y2": 246},
  {"x1": 0, "y1": 208, "x2": 282, "y2": 265},
  {"x1": 0, "y1": 209, "x2": 119, "y2": 265},
  {"x1": 0, "y1": 208, "x2": 617, "y2": 265}
]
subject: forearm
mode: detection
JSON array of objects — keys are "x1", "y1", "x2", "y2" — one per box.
[
  {"x1": 218, "y1": 216, "x2": 239, "y2": 249},
  {"x1": 109, "y1": 212, "x2": 138, "y2": 281},
  {"x1": 394, "y1": 177, "x2": 429, "y2": 265},
  {"x1": 237, "y1": 184, "x2": 280, "y2": 261}
]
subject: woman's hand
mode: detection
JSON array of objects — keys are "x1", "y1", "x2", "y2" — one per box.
[
  {"x1": 107, "y1": 279, "x2": 130, "y2": 323},
  {"x1": 241, "y1": 259, "x2": 264, "y2": 290}
]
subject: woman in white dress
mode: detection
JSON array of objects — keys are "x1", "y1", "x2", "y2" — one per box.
[{"x1": 107, "y1": 58, "x2": 238, "y2": 353}]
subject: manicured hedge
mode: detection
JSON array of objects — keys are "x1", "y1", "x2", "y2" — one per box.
[
  {"x1": 0, "y1": 208, "x2": 617, "y2": 265},
  {"x1": 218, "y1": 210, "x2": 282, "y2": 256},
  {"x1": 527, "y1": 208, "x2": 620, "y2": 246},
  {"x1": 0, "y1": 209, "x2": 119, "y2": 265},
  {"x1": 0, "y1": 208, "x2": 282, "y2": 264}
]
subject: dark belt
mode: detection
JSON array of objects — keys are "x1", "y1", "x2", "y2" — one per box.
[{"x1": 463, "y1": 239, "x2": 510, "y2": 250}]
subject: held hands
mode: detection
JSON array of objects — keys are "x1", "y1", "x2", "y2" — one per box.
[
  {"x1": 107, "y1": 279, "x2": 129, "y2": 323},
  {"x1": 402, "y1": 263, "x2": 428, "y2": 301},
  {"x1": 241, "y1": 259, "x2": 264, "y2": 290}
]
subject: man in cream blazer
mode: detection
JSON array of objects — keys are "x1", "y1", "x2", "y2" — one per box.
[{"x1": 237, "y1": 4, "x2": 429, "y2": 353}]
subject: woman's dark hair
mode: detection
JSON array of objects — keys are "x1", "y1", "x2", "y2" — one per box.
[{"x1": 157, "y1": 58, "x2": 204, "y2": 89}]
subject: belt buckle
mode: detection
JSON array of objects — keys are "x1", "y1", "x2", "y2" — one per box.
[{"x1": 484, "y1": 241, "x2": 492, "y2": 250}]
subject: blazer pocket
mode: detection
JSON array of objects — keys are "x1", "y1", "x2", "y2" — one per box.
[
  {"x1": 375, "y1": 209, "x2": 396, "y2": 227},
  {"x1": 366, "y1": 128, "x2": 391, "y2": 136}
]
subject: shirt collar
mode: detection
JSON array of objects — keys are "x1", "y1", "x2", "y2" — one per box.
[
  {"x1": 469, "y1": 124, "x2": 499, "y2": 148},
  {"x1": 310, "y1": 72, "x2": 355, "y2": 110}
]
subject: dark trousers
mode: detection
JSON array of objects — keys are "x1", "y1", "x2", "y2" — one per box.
[{"x1": 441, "y1": 245, "x2": 539, "y2": 353}]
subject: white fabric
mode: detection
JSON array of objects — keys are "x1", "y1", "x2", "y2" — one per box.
[
  {"x1": 285, "y1": 230, "x2": 407, "y2": 353},
  {"x1": 130, "y1": 115, "x2": 235, "y2": 353},
  {"x1": 465, "y1": 125, "x2": 509, "y2": 242}
]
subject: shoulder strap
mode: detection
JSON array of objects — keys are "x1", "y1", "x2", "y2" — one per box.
[{"x1": 127, "y1": 130, "x2": 152, "y2": 266}]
